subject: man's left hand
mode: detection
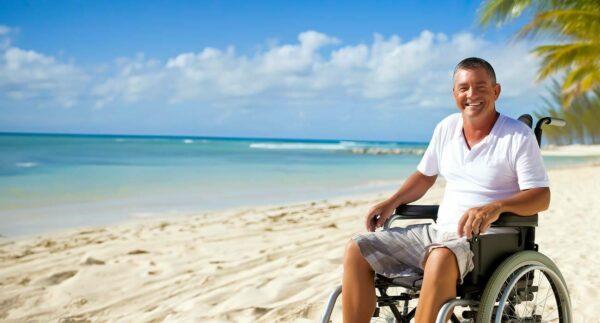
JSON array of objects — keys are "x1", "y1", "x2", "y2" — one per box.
[{"x1": 458, "y1": 202, "x2": 502, "y2": 238}]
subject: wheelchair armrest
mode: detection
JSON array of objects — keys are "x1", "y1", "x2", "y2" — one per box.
[
  {"x1": 394, "y1": 204, "x2": 439, "y2": 219},
  {"x1": 491, "y1": 213, "x2": 538, "y2": 227},
  {"x1": 384, "y1": 205, "x2": 439, "y2": 229}
]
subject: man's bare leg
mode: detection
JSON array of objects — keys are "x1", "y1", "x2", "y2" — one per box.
[
  {"x1": 415, "y1": 247, "x2": 459, "y2": 323},
  {"x1": 342, "y1": 240, "x2": 376, "y2": 323}
]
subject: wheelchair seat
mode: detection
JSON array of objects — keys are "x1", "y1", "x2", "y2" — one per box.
[
  {"x1": 383, "y1": 205, "x2": 538, "y2": 289},
  {"x1": 377, "y1": 273, "x2": 423, "y2": 290}
]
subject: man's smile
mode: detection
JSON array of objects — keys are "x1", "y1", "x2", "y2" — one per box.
[{"x1": 465, "y1": 101, "x2": 483, "y2": 108}]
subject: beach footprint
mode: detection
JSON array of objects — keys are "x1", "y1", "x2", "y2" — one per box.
[
  {"x1": 81, "y1": 257, "x2": 105, "y2": 265},
  {"x1": 127, "y1": 249, "x2": 149, "y2": 255},
  {"x1": 40, "y1": 270, "x2": 77, "y2": 286}
]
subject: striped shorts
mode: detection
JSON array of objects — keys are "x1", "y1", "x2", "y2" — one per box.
[{"x1": 352, "y1": 223, "x2": 474, "y2": 283}]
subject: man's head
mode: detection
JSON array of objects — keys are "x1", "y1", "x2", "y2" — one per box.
[{"x1": 452, "y1": 57, "x2": 501, "y2": 120}]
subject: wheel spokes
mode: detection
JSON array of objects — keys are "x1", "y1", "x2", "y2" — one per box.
[{"x1": 497, "y1": 267, "x2": 563, "y2": 323}]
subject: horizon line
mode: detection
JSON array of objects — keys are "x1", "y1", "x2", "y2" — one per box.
[{"x1": 0, "y1": 131, "x2": 429, "y2": 145}]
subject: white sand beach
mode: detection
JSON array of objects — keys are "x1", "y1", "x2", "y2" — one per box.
[
  {"x1": 541, "y1": 144, "x2": 600, "y2": 157},
  {"x1": 1, "y1": 162, "x2": 600, "y2": 322}
]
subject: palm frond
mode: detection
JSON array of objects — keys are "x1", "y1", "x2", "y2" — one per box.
[
  {"x1": 478, "y1": 0, "x2": 575, "y2": 27},
  {"x1": 563, "y1": 64, "x2": 597, "y2": 91},
  {"x1": 517, "y1": 9, "x2": 600, "y2": 41},
  {"x1": 479, "y1": 0, "x2": 539, "y2": 27},
  {"x1": 562, "y1": 69, "x2": 600, "y2": 105},
  {"x1": 533, "y1": 42, "x2": 600, "y2": 80}
]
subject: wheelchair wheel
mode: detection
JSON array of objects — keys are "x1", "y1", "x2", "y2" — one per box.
[{"x1": 476, "y1": 251, "x2": 572, "y2": 323}]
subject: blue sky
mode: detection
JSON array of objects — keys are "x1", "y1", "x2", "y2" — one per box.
[{"x1": 0, "y1": 1, "x2": 543, "y2": 141}]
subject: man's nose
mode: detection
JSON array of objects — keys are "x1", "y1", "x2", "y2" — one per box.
[{"x1": 466, "y1": 87, "x2": 479, "y2": 98}]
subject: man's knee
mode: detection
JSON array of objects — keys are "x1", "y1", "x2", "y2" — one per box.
[
  {"x1": 343, "y1": 239, "x2": 368, "y2": 268},
  {"x1": 423, "y1": 248, "x2": 459, "y2": 280},
  {"x1": 344, "y1": 240, "x2": 361, "y2": 260}
]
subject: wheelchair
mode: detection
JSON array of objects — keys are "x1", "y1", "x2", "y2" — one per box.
[{"x1": 320, "y1": 115, "x2": 572, "y2": 323}]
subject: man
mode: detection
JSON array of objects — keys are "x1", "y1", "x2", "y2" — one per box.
[{"x1": 342, "y1": 57, "x2": 550, "y2": 323}]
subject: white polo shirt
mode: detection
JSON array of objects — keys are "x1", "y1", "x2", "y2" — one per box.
[{"x1": 417, "y1": 113, "x2": 549, "y2": 233}]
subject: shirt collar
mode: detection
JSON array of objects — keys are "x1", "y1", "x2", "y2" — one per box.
[{"x1": 454, "y1": 113, "x2": 504, "y2": 145}]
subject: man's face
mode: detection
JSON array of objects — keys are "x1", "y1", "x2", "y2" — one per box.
[{"x1": 452, "y1": 68, "x2": 501, "y2": 119}]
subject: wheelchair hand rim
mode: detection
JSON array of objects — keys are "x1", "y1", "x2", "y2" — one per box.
[{"x1": 495, "y1": 264, "x2": 571, "y2": 323}]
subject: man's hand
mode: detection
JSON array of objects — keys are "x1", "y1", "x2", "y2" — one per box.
[
  {"x1": 362, "y1": 171, "x2": 436, "y2": 232},
  {"x1": 458, "y1": 202, "x2": 503, "y2": 238},
  {"x1": 365, "y1": 200, "x2": 397, "y2": 232}
]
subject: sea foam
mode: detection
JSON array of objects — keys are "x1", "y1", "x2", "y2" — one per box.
[
  {"x1": 249, "y1": 142, "x2": 358, "y2": 151},
  {"x1": 16, "y1": 162, "x2": 38, "y2": 168}
]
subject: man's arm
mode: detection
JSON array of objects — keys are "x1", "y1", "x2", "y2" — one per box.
[
  {"x1": 365, "y1": 171, "x2": 437, "y2": 232},
  {"x1": 458, "y1": 187, "x2": 550, "y2": 238}
]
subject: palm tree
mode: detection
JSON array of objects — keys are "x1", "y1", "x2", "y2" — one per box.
[
  {"x1": 581, "y1": 88, "x2": 600, "y2": 143},
  {"x1": 479, "y1": 0, "x2": 600, "y2": 106}
]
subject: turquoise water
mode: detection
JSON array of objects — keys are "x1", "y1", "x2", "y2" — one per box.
[
  {"x1": 1, "y1": 133, "x2": 597, "y2": 237},
  {"x1": 0, "y1": 134, "x2": 425, "y2": 236}
]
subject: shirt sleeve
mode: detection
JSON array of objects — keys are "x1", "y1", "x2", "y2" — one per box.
[
  {"x1": 515, "y1": 132, "x2": 550, "y2": 190},
  {"x1": 417, "y1": 122, "x2": 442, "y2": 176}
]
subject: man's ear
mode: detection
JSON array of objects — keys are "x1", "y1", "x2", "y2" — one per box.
[{"x1": 494, "y1": 83, "x2": 501, "y2": 100}]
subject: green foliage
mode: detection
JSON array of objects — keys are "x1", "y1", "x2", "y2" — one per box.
[
  {"x1": 535, "y1": 80, "x2": 600, "y2": 145},
  {"x1": 479, "y1": 0, "x2": 600, "y2": 106}
]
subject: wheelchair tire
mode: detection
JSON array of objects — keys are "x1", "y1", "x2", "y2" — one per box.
[{"x1": 476, "y1": 251, "x2": 572, "y2": 323}]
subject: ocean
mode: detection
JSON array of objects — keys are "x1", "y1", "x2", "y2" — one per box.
[{"x1": 0, "y1": 133, "x2": 596, "y2": 237}]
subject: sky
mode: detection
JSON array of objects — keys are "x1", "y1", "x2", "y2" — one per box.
[{"x1": 0, "y1": 0, "x2": 545, "y2": 141}]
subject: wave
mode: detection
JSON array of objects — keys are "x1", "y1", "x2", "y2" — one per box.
[
  {"x1": 351, "y1": 178, "x2": 405, "y2": 189},
  {"x1": 250, "y1": 141, "x2": 425, "y2": 156},
  {"x1": 249, "y1": 142, "x2": 424, "y2": 155},
  {"x1": 249, "y1": 142, "x2": 351, "y2": 151},
  {"x1": 130, "y1": 212, "x2": 158, "y2": 218},
  {"x1": 183, "y1": 139, "x2": 194, "y2": 144},
  {"x1": 339, "y1": 140, "x2": 361, "y2": 146},
  {"x1": 16, "y1": 162, "x2": 38, "y2": 168}
]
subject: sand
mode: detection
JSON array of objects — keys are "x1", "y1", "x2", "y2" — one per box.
[
  {"x1": 1, "y1": 163, "x2": 599, "y2": 322},
  {"x1": 541, "y1": 144, "x2": 600, "y2": 157}
]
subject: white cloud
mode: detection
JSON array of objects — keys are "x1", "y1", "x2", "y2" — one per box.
[
  {"x1": 92, "y1": 53, "x2": 164, "y2": 107},
  {"x1": 1, "y1": 29, "x2": 544, "y2": 112},
  {"x1": 92, "y1": 30, "x2": 543, "y2": 109},
  {"x1": 0, "y1": 47, "x2": 88, "y2": 107}
]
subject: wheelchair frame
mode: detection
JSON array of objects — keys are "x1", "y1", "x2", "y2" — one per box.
[{"x1": 319, "y1": 115, "x2": 572, "y2": 322}]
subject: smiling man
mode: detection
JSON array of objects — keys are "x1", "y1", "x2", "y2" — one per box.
[{"x1": 341, "y1": 57, "x2": 550, "y2": 323}]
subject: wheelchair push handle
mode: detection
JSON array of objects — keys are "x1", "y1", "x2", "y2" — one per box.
[
  {"x1": 534, "y1": 116, "x2": 566, "y2": 147},
  {"x1": 536, "y1": 117, "x2": 566, "y2": 128}
]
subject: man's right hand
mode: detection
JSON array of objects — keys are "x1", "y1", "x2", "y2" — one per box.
[
  {"x1": 363, "y1": 171, "x2": 436, "y2": 232},
  {"x1": 365, "y1": 199, "x2": 397, "y2": 232}
]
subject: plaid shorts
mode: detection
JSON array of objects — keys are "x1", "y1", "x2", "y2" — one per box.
[{"x1": 352, "y1": 223, "x2": 474, "y2": 283}]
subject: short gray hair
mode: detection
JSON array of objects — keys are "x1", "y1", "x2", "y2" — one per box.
[{"x1": 453, "y1": 57, "x2": 497, "y2": 84}]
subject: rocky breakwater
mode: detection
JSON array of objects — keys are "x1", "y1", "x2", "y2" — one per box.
[{"x1": 347, "y1": 148, "x2": 425, "y2": 155}]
